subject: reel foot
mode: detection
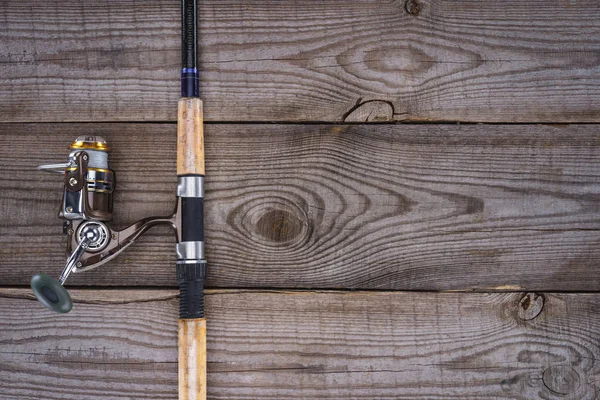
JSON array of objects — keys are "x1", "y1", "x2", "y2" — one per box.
[{"x1": 31, "y1": 273, "x2": 73, "y2": 314}]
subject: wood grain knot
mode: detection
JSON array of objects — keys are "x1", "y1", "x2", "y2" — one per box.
[
  {"x1": 241, "y1": 197, "x2": 310, "y2": 248},
  {"x1": 518, "y1": 293, "x2": 544, "y2": 320},
  {"x1": 256, "y1": 209, "x2": 305, "y2": 244},
  {"x1": 542, "y1": 366, "x2": 580, "y2": 395}
]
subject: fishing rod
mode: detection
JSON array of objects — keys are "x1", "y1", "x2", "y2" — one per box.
[{"x1": 30, "y1": 0, "x2": 207, "y2": 398}]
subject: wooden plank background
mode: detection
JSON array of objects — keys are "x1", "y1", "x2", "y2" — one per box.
[
  {"x1": 1, "y1": 123, "x2": 599, "y2": 290},
  {"x1": 1, "y1": 0, "x2": 599, "y2": 398},
  {"x1": 1, "y1": 0, "x2": 599, "y2": 122},
  {"x1": 1, "y1": 289, "x2": 599, "y2": 399}
]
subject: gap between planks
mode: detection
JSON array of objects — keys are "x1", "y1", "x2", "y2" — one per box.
[{"x1": 4, "y1": 283, "x2": 600, "y2": 293}]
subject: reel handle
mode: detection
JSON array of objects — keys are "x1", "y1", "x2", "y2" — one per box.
[
  {"x1": 60, "y1": 235, "x2": 91, "y2": 284},
  {"x1": 30, "y1": 229, "x2": 93, "y2": 314}
]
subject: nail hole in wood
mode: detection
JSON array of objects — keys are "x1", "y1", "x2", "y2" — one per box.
[
  {"x1": 518, "y1": 293, "x2": 544, "y2": 320},
  {"x1": 405, "y1": 0, "x2": 421, "y2": 15}
]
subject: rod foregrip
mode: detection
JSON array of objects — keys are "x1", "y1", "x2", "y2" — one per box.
[
  {"x1": 177, "y1": 98, "x2": 205, "y2": 176},
  {"x1": 177, "y1": 262, "x2": 206, "y2": 400}
]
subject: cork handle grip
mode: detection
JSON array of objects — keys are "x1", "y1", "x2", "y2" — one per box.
[
  {"x1": 178, "y1": 98, "x2": 205, "y2": 176},
  {"x1": 179, "y1": 318, "x2": 207, "y2": 400}
]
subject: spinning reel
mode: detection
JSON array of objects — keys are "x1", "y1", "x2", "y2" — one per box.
[{"x1": 32, "y1": 136, "x2": 183, "y2": 313}]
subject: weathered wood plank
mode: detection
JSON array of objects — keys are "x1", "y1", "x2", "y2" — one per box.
[
  {"x1": 1, "y1": 0, "x2": 599, "y2": 122},
  {"x1": 1, "y1": 123, "x2": 599, "y2": 290},
  {"x1": 0, "y1": 289, "x2": 598, "y2": 399}
]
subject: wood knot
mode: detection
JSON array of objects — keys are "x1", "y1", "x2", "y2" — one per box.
[
  {"x1": 256, "y1": 209, "x2": 304, "y2": 243},
  {"x1": 518, "y1": 293, "x2": 544, "y2": 320},
  {"x1": 237, "y1": 197, "x2": 310, "y2": 249},
  {"x1": 542, "y1": 366, "x2": 580, "y2": 395},
  {"x1": 405, "y1": 0, "x2": 421, "y2": 15}
]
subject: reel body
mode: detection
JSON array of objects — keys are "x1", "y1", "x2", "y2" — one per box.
[
  {"x1": 61, "y1": 137, "x2": 114, "y2": 221},
  {"x1": 32, "y1": 136, "x2": 180, "y2": 313}
]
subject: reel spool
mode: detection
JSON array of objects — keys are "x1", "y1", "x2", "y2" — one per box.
[{"x1": 32, "y1": 136, "x2": 180, "y2": 313}]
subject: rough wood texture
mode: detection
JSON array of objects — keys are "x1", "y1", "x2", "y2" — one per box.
[
  {"x1": 1, "y1": 123, "x2": 599, "y2": 290},
  {"x1": 178, "y1": 98, "x2": 205, "y2": 176},
  {"x1": 1, "y1": 0, "x2": 599, "y2": 123},
  {"x1": 0, "y1": 288, "x2": 598, "y2": 399},
  {"x1": 179, "y1": 318, "x2": 207, "y2": 400}
]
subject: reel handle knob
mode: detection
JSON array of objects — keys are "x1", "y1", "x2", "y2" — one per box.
[
  {"x1": 30, "y1": 232, "x2": 93, "y2": 314},
  {"x1": 30, "y1": 273, "x2": 73, "y2": 314}
]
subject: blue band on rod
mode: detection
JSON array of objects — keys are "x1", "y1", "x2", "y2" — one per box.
[{"x1": 181, "y1": 68, "x2": 199, "y2": 97}]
